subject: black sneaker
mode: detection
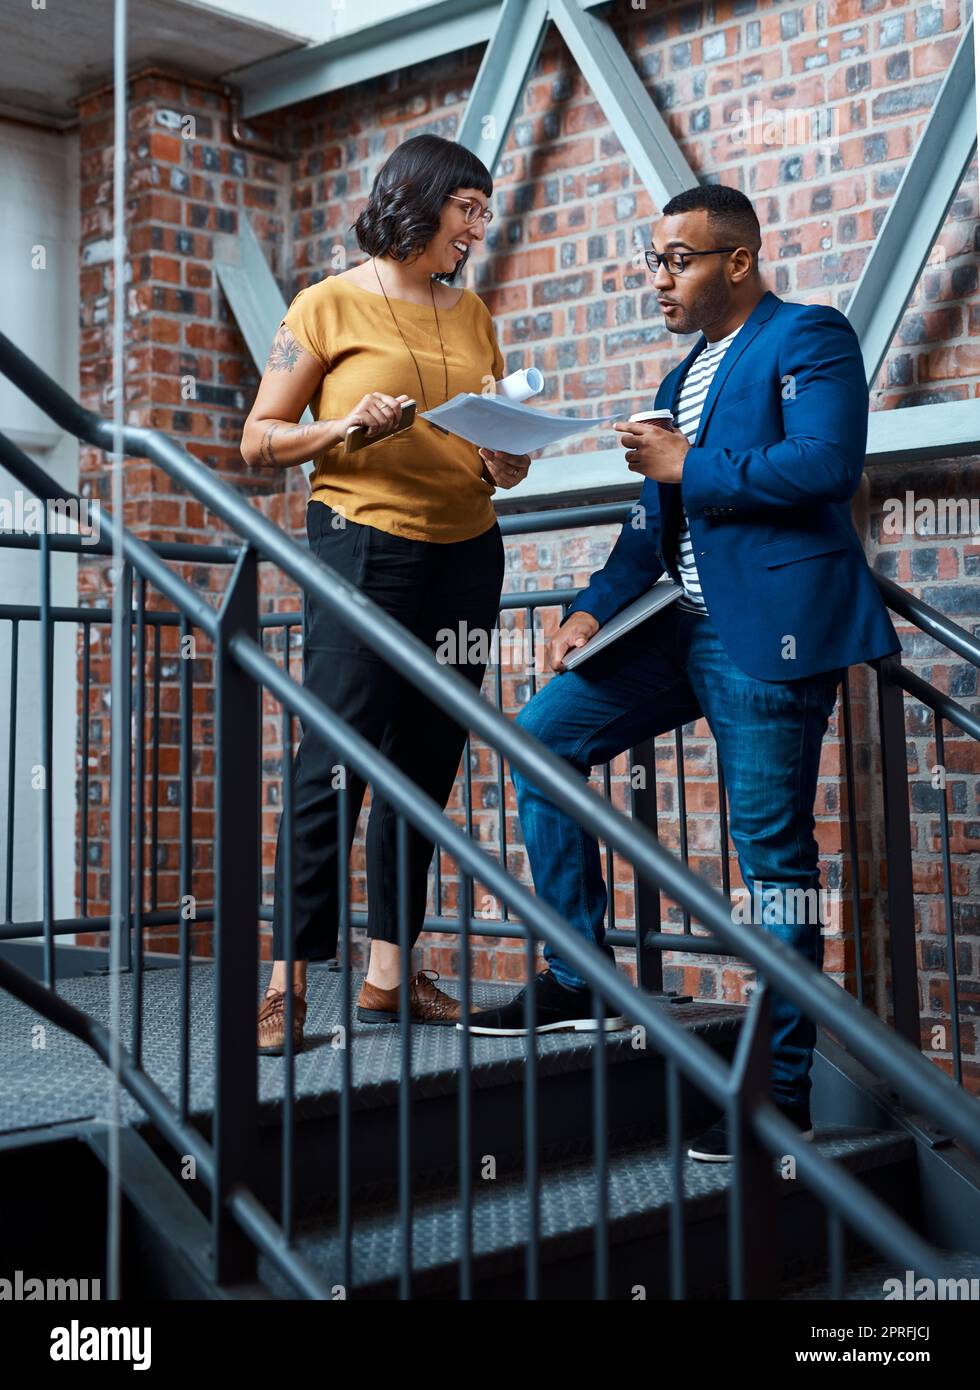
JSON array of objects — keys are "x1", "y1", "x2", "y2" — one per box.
[
  {"x1": 457, "y1": 969, "x2": 628, "y2": 1036},
  {"x1": 687, "y1": 1100, "x2": 814, "y2": 1163}
]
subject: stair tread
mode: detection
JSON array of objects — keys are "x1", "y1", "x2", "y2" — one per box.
[
  {"x1": 258, "y1": 1126, "x2": 914, "y2": 1296},
  {"x1": 0, "y1": 963, "x2": 743, "y2": 1135}
]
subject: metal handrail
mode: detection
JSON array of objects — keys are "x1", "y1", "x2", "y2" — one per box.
[
  {"x1": 498, "y1": 501, "x2": 980, "y2": 670},
  {"x1": 0, "y1": 578, "x2": 959, "y2": 1289},
  {"x1": 0, "y1": 328, "x2": 977, "y2": 1150},
  {"x1": 1, "y1": 331, "x2": 978, "y2": 1296},
  {"x1": 0, "y1": 952, "x2": 333, "y2": 1299},
  {"x1": 876, "y1": 572, "x2": 980, "y2": 670}
]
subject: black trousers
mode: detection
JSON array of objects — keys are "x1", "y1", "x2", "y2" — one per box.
[{"x1": 272, "y1": 500, "x2": 505, "y2": 961}]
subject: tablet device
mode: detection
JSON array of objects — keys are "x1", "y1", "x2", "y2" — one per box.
[
  {"x1": 344, "y1": 400, "x2": 416, "y2": 455},
  {"x1": 562, "y1": 579, "x2": 684, "y2": 670}
]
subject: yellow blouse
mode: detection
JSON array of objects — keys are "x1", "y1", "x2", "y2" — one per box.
[{"x1": 282, "y1": 275, "x2": 506, "y2": 543}]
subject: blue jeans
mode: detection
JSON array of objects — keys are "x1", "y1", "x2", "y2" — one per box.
[{"x1": 511, "y1": 602, "x2": 843, "y2": 1109}]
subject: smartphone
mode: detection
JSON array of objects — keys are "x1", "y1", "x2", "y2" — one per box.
[{"x1": 343, "y1": 400, "x2": 416, "y2": 455}]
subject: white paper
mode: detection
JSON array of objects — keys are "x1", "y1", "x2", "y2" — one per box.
[
  {"x1": 420, "y1": 392, "x2": 616, "y2": 453},
  {"x1": 496, "y1": 367, "x2": 544, "y2": 402}
]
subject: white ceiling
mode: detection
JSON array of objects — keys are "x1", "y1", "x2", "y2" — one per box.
[{"x1": 0, "y1": 0, "x2": 311, "y2": 128}]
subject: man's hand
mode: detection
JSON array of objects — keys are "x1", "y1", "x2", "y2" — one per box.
[
  {"x1": 550, "y1": 611, "x2": 600, "y2": 672},
  {"x1": 478, "y1": 447, "x2": 532, "y2": 490},
  {"x1": 613, "y1": 419, "x2": 689, "y2": 483}
]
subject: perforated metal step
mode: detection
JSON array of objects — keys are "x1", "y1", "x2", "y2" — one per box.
[
  {"x1": 0, "y1": 962, "x2": 745, "y2": 1137},
  {"x1": 255, "y1": 1127, "x2": 915, "y2": 1298}
]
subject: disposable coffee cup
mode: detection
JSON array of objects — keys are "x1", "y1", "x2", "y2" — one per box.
[{"x1": 628, "y1": 409, "x2": 675, "y2": 429}]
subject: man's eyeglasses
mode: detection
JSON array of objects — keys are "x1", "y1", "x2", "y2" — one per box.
[
  {"x1": 446, "y1": 194, "x2": 494, "y2": 226},
  {"x1": 645, "y1": 247, "x2": 740, "y2": 275}
]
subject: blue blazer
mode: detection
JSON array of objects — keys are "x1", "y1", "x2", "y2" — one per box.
[{"x1": 566, "y1": 289, "x2": 901, "y2": 682}]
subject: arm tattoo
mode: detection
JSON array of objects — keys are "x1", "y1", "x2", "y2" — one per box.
[
  {"x1": 258, "y1": 420, "x2": 320, "y2": 467},
  {"x1": 283, "y1": 422, "x2": 318, "y2": 442},
  {"x1": 260, "y1": 423, "x2": 279, "y2": 466},
  {"x1": 265, "y1": 325, "x2": 303, "y2": 373}
]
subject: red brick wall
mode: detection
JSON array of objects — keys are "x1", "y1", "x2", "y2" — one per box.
[
  {"x1": 75, "y1": 68, "x2": 291, "y2": 954},
  {"x1": 73, "y1": 0, "x2": 978, "y2": 1091}
]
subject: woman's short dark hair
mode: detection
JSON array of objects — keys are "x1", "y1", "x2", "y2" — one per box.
[{"x1": 353, "y1": 134, "x2": 493, "y2": 282}]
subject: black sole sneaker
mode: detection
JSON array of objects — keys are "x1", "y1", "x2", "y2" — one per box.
[
  {"x1": 355, "y1": 1007, "x2": 457, "y2": 1026},
  {"x1": 687, "y1": 1102, "x2": 815, "y2": 1163},
  {"x1": 457, "y1": 969, "x2": 628, "y2": 1037}
]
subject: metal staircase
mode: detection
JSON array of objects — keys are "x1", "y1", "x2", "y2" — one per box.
[{"x1": 1, "y1": 327, "x2": 979, "y2": 1300}]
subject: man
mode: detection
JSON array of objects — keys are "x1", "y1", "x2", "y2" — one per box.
[{"x1": 460, "y1": 185, "x2": 901, "y2": 1162}]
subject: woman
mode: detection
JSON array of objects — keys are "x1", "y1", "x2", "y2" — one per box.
[{"x1": 241, "y1": 134, "x2": 532, "y2": 1053}]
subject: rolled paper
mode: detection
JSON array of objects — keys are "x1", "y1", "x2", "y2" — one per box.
[{"x1": 495, "y1": 366, "x2": 545, "y2": 402}]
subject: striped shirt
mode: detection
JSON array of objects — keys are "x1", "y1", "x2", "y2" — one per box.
[{"x1": 672, "y1": 326, "x2": 741, "y2": 614}]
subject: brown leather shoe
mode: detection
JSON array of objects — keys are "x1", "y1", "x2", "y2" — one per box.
[
  {"x1": 257, "y1": 986, "x2": 307, "y2": 1055},
  {"x1": 356, "y1": 969, "x2": 470, "y2": 1026}
]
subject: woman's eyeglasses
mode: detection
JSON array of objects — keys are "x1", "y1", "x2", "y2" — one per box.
[
  {"x1": 645, "y1": 247, "x2": 739, "y2": 274},
  {"x1": 446, "y1": 194, "x2": 494, "y2": 226}
]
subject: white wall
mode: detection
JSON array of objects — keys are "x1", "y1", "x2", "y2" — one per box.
[{"x1": 0, "y1": 121, "x2": 80, "y2": 937}]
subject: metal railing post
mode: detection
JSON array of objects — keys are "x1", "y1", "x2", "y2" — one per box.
[
  {"x1": 38, "y1": 529, "x2": 54, "y2": 985},
  {"x1": 212, "y1": 543, "x2": 261, "y2": 1283},
  {"x1": 728, "y1": 985, "x2": 779, "y2": 1299},
  {"x1": 120, "y1": 560, "x2": 134, "y2": 974},
  {"x1": 629, "y1": 736, "x2": 664, "y2": 993},
  {"x1": 875, "y1": 655, "x2": 921, "y2": 1049},
  {"x1": 3, "y1": 343, "x2": 980, "y2": 1299}
]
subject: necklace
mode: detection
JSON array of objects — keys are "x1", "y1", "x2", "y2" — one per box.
[{"x1": 371, "y1": 257, "x2": 449, "y2": 411}]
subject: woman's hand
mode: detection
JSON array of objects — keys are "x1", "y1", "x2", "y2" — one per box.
[
  {"x1": 338, "y1": 392, "x2": 412, "y2": 442},
  {"x1": 478, "y1": 447, "x2": 532, "y2": 490}
]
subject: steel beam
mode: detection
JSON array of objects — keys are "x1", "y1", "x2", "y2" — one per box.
[
  {"x1": 214, "y1": 217, "x2": 313, "y2": 480},
  {"x1": 499, "y1": 447, "x2": 634, "y2": 508},
  {"x1": 492, "y1": 395, "x2": 980, "y2": 511},
  {"x1": 457, "y1": 0, "x2": 549, "y2": 173},
  {"x1": 214, "y1": 216, "x2": 290, "y2": 378},
  {"x1": 225, "y1": 1, "x2": 978, "y2": 510},
  {"x1": 864, "y1": 395, "x2": 980, "y2": 464},
  {"x1": 846, "y1": 17, "x2": 976, "y2": 389},
  {"x1": 547, "y1": 0, "x2": 697, "y2": 205},
  {"x1": 233, "y1": 0, "x2": 602, "y2": 119},
  {"x1": 975, "y1": 14, "x2": 980, "y2": 151},
  {"x1": 216, "y1": 224, "x2": 980, "y2": 512},
  {"x1": 234, "y1": 0, "x2": 498, "y2": 118}
]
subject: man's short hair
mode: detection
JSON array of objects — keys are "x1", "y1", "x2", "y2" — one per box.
[{"x1": 661, "y1": 185, "x2": 761, "y2": 267}]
